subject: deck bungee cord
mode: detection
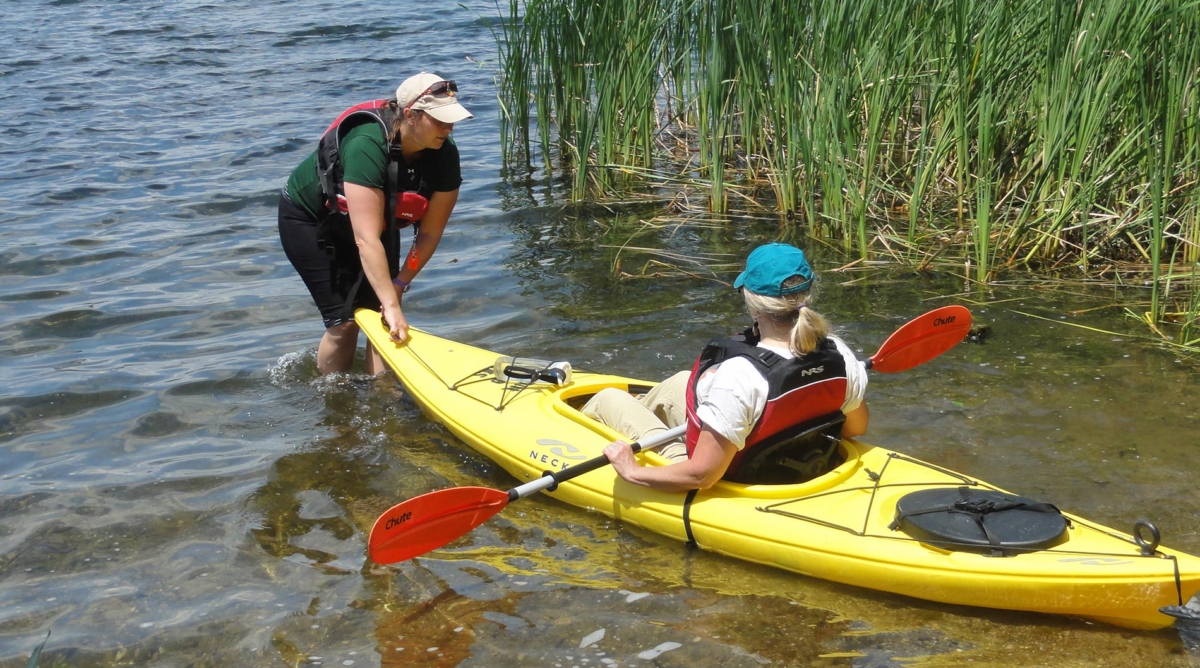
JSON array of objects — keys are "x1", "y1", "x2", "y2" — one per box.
[{"x1": 395, "y1": 331, "x2": 595, "y2": 412}]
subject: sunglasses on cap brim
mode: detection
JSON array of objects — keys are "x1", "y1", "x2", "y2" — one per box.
[{"x1": 404, "y1": 80, "x2": 458, "y2": 112}]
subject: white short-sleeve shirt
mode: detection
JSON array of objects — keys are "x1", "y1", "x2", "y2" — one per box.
[{"x1": 693, "y1": 336, "x2": 867, "y2": 449}]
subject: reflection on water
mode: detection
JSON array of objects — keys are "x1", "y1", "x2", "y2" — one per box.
[{"x1": 1, "y1": 0, "x2": 1198, "y2": 666}]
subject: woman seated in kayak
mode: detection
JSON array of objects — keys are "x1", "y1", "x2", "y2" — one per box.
[{"x1": 583, "y1": 243, "x2": 869, "y2": 492}]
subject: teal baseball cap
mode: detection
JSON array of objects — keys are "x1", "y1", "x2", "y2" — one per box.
[{"x1": 733, "y1": 243, "x2": 814, "y2": 296}]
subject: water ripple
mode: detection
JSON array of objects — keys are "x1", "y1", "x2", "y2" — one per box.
[
  {"x1": 171, "y1": 192, "x2": 280, "y2": 219},
  {"x1": 0, "y1": 290, "x2": 72, "y2": 303},
  {"x1": 1, "y1": 251, "x2": 140, "y2": 278},
  {"x1": 8, "y1": 308, "x2": 196, "y2": 339},
  {"x1": 0, "y1": 390, "x2": 143, "y2": 444}
]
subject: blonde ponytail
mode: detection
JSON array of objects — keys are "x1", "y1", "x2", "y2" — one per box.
[
  {"x1": 742, "y1": 275, "x2": 829, "y2": 356},
  {"x1": 789, "y1": 305, "x2": 829, "y2": 355}
]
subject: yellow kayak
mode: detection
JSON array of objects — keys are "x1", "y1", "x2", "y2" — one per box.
[{"x1": 357, "y1": 310, "x2": 1200, "y2": 630}]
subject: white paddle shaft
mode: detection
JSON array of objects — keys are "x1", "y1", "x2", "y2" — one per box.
[{"x1": 511, "y1": 424, "x2": 688, "y2": 498}]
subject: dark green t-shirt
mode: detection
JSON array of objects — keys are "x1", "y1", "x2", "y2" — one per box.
[{"x1": 285, "y1": 121, "x2": 462, "y2": 219}]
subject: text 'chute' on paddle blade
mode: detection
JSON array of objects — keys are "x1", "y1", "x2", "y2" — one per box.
[{"x1": 369, "y1": 486, "x2": 510, "y2": 564}]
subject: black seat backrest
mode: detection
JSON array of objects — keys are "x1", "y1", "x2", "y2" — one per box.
[{"x1": 724, "y1": 411, "x2": 846, "y2": 485}]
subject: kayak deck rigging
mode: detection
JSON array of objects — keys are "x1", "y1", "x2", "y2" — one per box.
[
  {"x1": 756, "y1": 451, "x2": 1187, "y2": 608},
  {"x1": 403, "y1": 343, "x2": 601, "y2": 412}
]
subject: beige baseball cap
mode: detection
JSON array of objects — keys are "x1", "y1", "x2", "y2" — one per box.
[{"x1": 396, "y1": 72, "x2": 473, "y2": 124}]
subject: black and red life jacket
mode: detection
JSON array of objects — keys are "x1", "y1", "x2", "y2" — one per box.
[
  {"x1": 315, "y1": 100, "x2": 395, "y2": 209},
  {"x1": 684, "y1": 329, "x2": 848, "y2": 478},
  {"x1": 314, "y1": 100, "x2": 430, "y2": 277}
]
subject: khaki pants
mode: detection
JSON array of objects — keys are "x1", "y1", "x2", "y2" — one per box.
[{"x1": 581, "y1": 370, "x2": 690, "y2": 461}]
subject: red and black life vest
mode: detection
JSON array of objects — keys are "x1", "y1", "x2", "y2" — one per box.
[
  {"x1": 316, "y1": 100, "x2": 431, "y2": 217},
  {"x1": 315, "y1": 100, "x2": 395, "y2": 204},
  {"x1": 314, "y1": 100, "x2": 430, "y2": 277},
  {"x1": 684, "y1": 329, "x2": 849, "y2": 477}
]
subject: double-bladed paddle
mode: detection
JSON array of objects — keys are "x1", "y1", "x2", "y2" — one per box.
[{"x1": 367, "y1": 304, "x2": 972, "y2": 565}]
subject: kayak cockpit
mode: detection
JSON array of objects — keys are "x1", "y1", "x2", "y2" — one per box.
[{"x1": 547, "y1": 379, "x2": 865, "y2": 499}]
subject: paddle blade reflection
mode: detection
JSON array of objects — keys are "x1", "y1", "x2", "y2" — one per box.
[{"x1": 368, "y1": 486, "x2": 511, "y2": 564}]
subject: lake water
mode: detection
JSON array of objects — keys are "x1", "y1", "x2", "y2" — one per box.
[{"x1": 2, "y1": 1, "x2": 1198, "y2": 666}]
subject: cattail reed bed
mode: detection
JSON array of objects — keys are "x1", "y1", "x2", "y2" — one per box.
[{"x1": 491, "y1": 0, "x2": 1200, "y2": 349}]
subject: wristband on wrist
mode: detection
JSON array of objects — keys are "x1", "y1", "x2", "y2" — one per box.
[{"x1": 392, "y1": 277, "x2": 411, "y2": 293}]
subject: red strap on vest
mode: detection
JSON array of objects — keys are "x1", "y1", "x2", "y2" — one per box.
[{"x1": 322, "y1": 99, "x2": 389, "y2": 137}]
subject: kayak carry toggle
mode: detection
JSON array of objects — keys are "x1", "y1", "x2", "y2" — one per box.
[{"x1": 1134, "y1": 519, "x2": 1162, "y2": 556}]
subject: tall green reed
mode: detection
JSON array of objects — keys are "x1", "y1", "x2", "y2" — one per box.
[{"x1": 974, "y1": 78, "x2": 995, "y2": 284}]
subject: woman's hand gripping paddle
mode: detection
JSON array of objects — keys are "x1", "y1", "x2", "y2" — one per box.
[
  {"x1": 368, "y1": 425, "x2": 687, "y2": 565},
  {"x1": 367, "y1": 304, "x2": 972, "y2": 565}
]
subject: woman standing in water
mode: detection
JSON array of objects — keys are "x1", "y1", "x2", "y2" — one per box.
[{"x1": 278, "y1": 72, "x2": 472, "y2": 374}]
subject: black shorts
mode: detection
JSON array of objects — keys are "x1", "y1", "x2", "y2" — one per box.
[{"x1": 277, "y1": 192, "x2": 381, "y2": 329}]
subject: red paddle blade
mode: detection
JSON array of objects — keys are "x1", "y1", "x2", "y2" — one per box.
[
  {"x1": 368, "y1": 486, "x2": 510, "y2": 564},
  {"x1": 868, "y1": 305, "x2": 972, "y2": 373}
]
